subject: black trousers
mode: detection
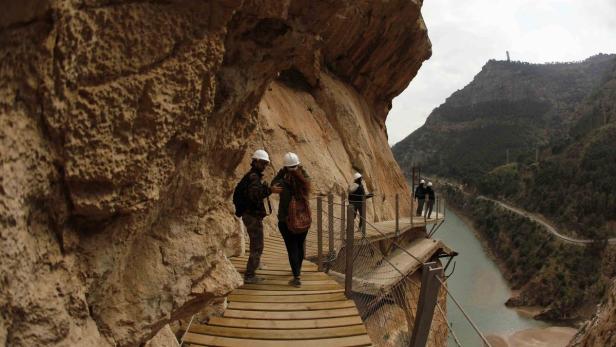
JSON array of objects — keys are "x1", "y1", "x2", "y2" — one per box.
[
  {"x1": 425, "y1": 200, "x2": 434, "y2": 218},
  {"x1": 416, "y1": 198, "x2": 425, "y2": 216},
  {"x1": 279, "y1": 221, "x2": 308, "y2": 278},
  {"x1": 352, "y1": 203, "x2": 364, "y2": 228}
]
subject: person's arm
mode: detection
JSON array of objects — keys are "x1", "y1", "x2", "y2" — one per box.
[
  {"x1": 270, "y1": 169, "x2": 284, "y2": 194},
  {"x1": 246, "y1": 173, "x2": 271, "y2": 203}
]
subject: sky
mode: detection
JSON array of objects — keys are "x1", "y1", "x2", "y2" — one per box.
[{"x1": 386, "y1": 0, "x2": 616, "y2": 146}]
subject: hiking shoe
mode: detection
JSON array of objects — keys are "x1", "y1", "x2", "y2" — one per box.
[
  {"x1": 244, "y1": 276, "x2": 264, "y2": 284},
  {"x1": 288, "y1": 277, "x2": 301, "y2": 287}
]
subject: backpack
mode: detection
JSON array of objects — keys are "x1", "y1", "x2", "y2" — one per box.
[
  {"x1": 287, "y1": 195, "x2": 312, "y2": 234},
  {"x1": 232, "y1": 174, "x2": 251, "y2": 217}
]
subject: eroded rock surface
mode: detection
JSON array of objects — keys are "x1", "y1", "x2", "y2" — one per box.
[
  {"x1": 1, "y1": 1, "x2": 431, "y2": 346},
  {"x1": 569, "y1": 279, "x2": 616, "y2": 347}
]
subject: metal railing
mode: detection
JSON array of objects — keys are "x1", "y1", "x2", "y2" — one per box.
[{"x1": 302, "y1": 194, "x2": 490, "y2": 347}]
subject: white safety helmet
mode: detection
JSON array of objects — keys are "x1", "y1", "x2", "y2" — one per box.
[
  {"x1": 427, "y1": 182, "x2": 433, "y2": 187},
  {"x1": 252, "y1": 149, "x2": 270, "y2": 162},
  {"x1": 420, "y1": 179, "x2": 426, "y2": 184},
  {"x1": 283, "y1": 152, "x2": 300, "y2": 167},
  {"x1": 353, "y1": 172, "x2": 362, "y2": 180}
]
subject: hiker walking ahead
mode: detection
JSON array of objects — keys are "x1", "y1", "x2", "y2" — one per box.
[
  {"x1": 271, "y1": 152, "x2": 311, "y2": 287},
  {"x1": 425, "y1": 181, "x2": 435, "y2": 218},
  {"x1": 414, "y1": 179, "x2": 426, "y2": 216},
  {"x1": 233, "y1": 149, "x2": 272, "y2": 284},
  {"x1": 348, "y1": 172, "x2": 373, "y2": 228}
]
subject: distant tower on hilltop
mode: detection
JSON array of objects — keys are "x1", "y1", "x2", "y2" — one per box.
[{"x1": 506, "y1": 51, "x2": 510, "y2": 62}]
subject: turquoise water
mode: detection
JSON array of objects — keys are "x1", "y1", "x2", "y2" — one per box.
[{"x1": 436, "y1": 208, "x2": 546, "y2": 346}]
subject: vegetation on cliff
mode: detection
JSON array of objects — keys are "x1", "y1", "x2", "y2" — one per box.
[{"x1": 393, "y1": 54, "x2": 616, "y2": 321}]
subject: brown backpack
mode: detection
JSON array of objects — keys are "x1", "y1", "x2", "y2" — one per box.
[{"x1": 287, "y1": 195, "x2": 312, "y2": 234}]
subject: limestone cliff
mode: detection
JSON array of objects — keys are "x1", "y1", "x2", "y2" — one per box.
[
  {"x1": 0, "y1": 1, "x2": 431, "y2": 346},
  {"x1": 569, "y1": 279, "x2": 616, "y2": 347}
]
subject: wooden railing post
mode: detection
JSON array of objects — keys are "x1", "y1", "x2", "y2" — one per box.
[
  {"x1": 345, "y1": 204, "x2": 355, "y2": 297},
  {"x1": 444, "y1": 198, "x2": 446, "y2": 218},
  {"x1": 410, "y1": 262, "x2": 444, "y2": 347},
  {"x1": 317, "y1": 196, "x2": 323, "y2": 271},
  {"x1": 411, "y1": 196, "x2": 414, "y2": 229},
  {"x1": 361, "y1": 195, "x2": 366, "y2": 237},
  {"x1": 328, "y1": 192, "x2": 334, "y2": 258},
  {"x1": 340, "y1": 194, "x2": 346, "y2": 242},
  {"x1": 395, "y1": 193, "x2": 400, "y2": 236}
]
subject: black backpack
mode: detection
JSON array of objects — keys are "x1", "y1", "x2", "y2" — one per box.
[{"x1": 233, "y1": 173, "x2": 251, "y2": 217}]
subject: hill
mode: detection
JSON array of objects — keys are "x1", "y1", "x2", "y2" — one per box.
[{"x1": 393, "y1": 54, "x2": 616, "y2": 184}]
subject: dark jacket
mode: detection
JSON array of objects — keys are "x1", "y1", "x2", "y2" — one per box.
[
  {"x1": 414, "y1": 184, "x2": 426, "y2": 199},
  {"x1": 425, "y1": 186, "x2": 435, "y2": 201},
  {"x1": 271, "y1": 167, "x2": 310, "y2": 222},
  {"x1": 348, "y1": 181, "x2": 373, "y2": 208},
  {"x1": 243, "y1": 168, "x2": 272, "y2": 217}
]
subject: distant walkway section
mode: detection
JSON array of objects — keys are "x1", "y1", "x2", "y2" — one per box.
[{"x1": 478, "y1": 196, "x2": 616, "y2": 245}]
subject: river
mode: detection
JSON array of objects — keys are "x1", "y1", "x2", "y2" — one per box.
[{"x1": 436, "y1": 208, "x2": 548, "y2": 346}]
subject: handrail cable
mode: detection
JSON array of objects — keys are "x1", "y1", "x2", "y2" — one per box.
[{"x1": 357, "y1": 213, "x2": 493, "y2": 347}]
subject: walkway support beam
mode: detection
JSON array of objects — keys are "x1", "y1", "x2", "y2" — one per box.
[
  {"x1": 395, "y1": 193, "x2": 400, "y2": 236},
  {"x1": 317, "y1": 196, "x2": 323, "y2": 271},
  {"x1": 328, "y1": 193, "x2": 334, "y2": 258},
  {"x1": 340, "y1": 194, "x2": 346, "y2": 242},
  {"x1": 361, "y1": 195, "x2": 367, "y2": 237},
  {"x1": 410, "y1": 262, "x2": 443, "y2": 347},
  {"x1": 345, "y1": 204, "x2": 355, "y2": 298}
]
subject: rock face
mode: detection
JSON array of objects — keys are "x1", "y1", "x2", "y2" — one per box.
[
  {"x1": 0, "y1": 1, "x2": 431, "y2": 346},
  {"x1": 569, "y1": 279, "x2": 616, "y2": 347}
]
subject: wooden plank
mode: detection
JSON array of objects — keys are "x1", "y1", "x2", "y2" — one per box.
[
  {"x1": 186, "y1": 232, "x2": 373, "y2": 346},
  {"x1": 236, "y1": 279, "x2": 334, "y2": 286},
  {"x1": 240, "y1": 283, "x2": 341, "y2": 291},
  {"x1": 223, "y1": 307, "x2": 359, "y2": 319},
  {"x1": 235, "y1": 270, "x2": 329, "y2": 279},
  {"x1": 228, "y1": 292, "x2": 348, "y2": 303},
  {"x1": 206, "y1": 316, "x2": 364, "y2": 329},
  {"x1": 183, "y1": 333, "x2": 372, "y2": 347},
  {"x1": 228, "y1": 300, "x2": 355, "y2": 311},
  {"x1": 187, "y1": 324, "x2": 367, "y2": 340},
  {"x1": 231, "y1": 260, "x2": 318, "y2": 271},
  {"x1": 232, "y1": 288, "x2": 344, "y2": 296}
]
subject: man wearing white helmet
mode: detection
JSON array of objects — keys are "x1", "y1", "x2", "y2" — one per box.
[
  {"x1": 425, "y1": 182, "x2": 435, "y2": 218},
  {"x1": 348, "y1": 172, "x2": 374, "y2": 228},
  {"x1": 232, "y1": 149, "x2": 273, "y2": 284},
  {"x1": 414, "y1": 179, "x2": 426, "y2": 216}
]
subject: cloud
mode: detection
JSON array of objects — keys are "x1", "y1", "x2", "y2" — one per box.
[{"x1": 386, "y1": 0, "x2": 616, "y2": 145}]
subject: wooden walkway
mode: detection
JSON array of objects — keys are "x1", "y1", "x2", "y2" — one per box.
[
  {"x1": 363, "y1": 215, "x2": 443, "y2": 242},
  {"x1": 182, "y1": 234, "x2": 373, "y2": 347}
]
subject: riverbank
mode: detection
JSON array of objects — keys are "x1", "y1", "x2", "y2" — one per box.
[
  {"x1": 487, "y1": 327, "x2": 577, "y2": 347},
  {"x1": 440, "y1": 205, "x2": 577, "y2": 346}
]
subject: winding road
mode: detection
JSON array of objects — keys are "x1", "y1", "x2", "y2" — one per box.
[{"x1": 477, "y1": 196, "x2": 616, "y2": 245}]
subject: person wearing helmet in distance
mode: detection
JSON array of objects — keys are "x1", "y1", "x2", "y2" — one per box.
[
  {"x1": 232, "y1": 149, "x2": 273, "y2": 284},
  {"x1": 270, "y1": 152, "x2": 311, "y2": 287},
  {"x1": 425, "y1": 181, "x2": 435, "y2": 219},
  {"x1": 414, "y1": 179, "x2": 426, "y2": 216},
  {"x1": 348, "y1": 172, "x2": 374, "y2": 229}
]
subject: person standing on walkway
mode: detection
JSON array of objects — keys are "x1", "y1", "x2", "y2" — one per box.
[
  {"x1": 414, "y1": 179, "x2": 426, "y2": 216},
  {"x1": 233, "y1": 149, "x2": 273, "y2": 284},
  {"x1": 425, "y1": 181, "x2": 435, "y2": 218},
  {"x1": 348, "y1": 172, "x2": 374, "y2": 229},
  {"x1": 271, "y1": 152, "x2": 311, "y2": 287}
]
